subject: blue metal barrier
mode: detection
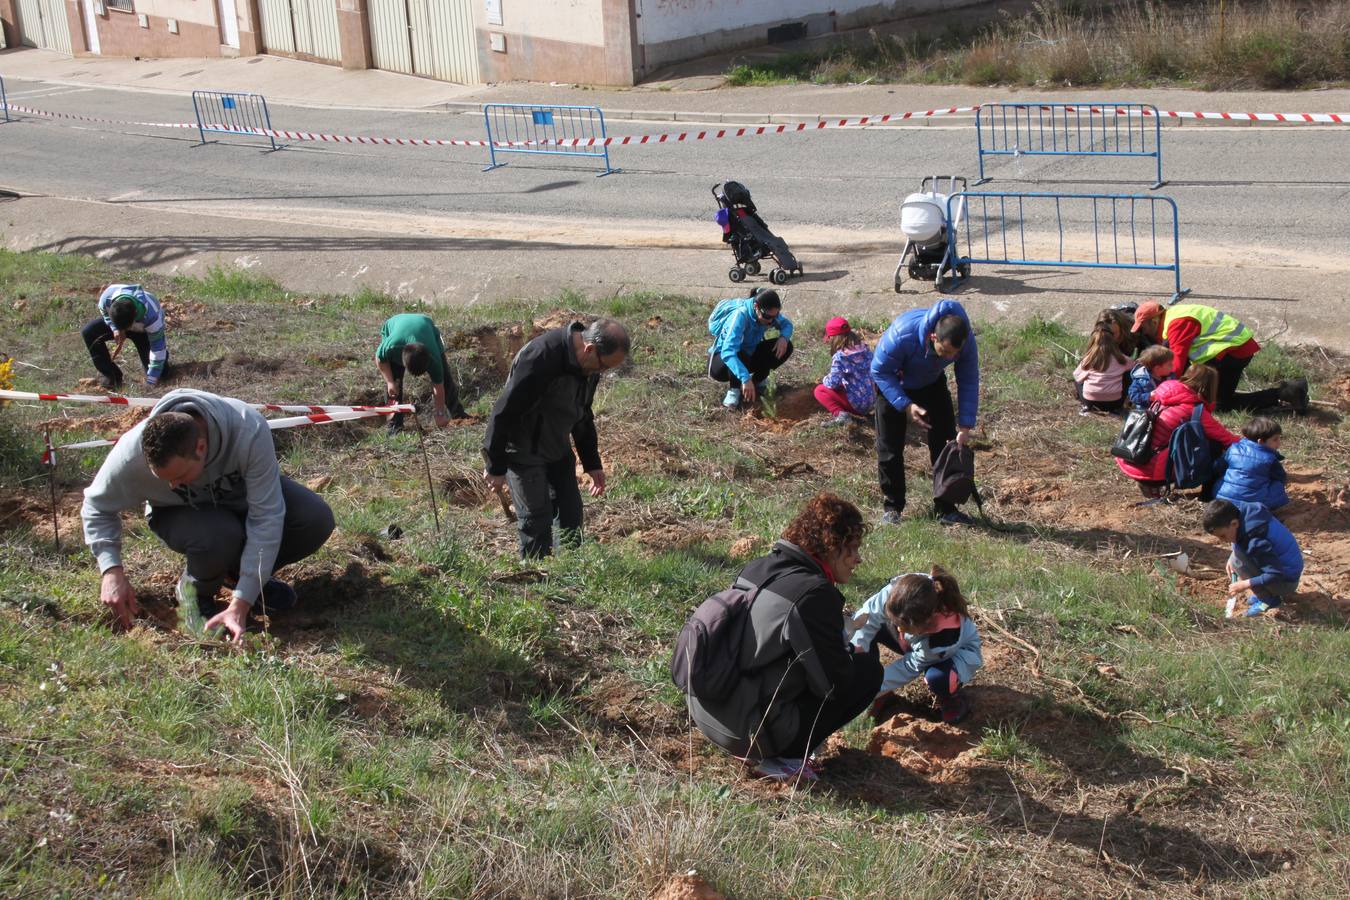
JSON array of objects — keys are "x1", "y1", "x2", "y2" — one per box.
[
  {"x1": 943, "y1": 192, "x2": 1190, "y2": 303},
  {"x1": 1, "y1": 75, "x2": 10, "y2": 124},
  {"x1": 192, "y1": 90, "x2": 280, "y2": 151},
  {"x1": 975, "y1": 102, "x2": 1164, "y2": 188},
  {"x1": 482, "y1": 104, "x2": 616, "y2": 176}
]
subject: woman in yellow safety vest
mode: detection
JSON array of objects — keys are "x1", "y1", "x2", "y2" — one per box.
[{"x1": 1130, "y1": 301, "x2": 1308, "y2": 414}]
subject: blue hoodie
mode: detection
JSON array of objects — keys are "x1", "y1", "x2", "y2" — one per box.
[
  {"x1": 870, "y1": 299, "x2": 979, "y2": 427},
  {"x1": 707, "y1": 296, "x2": 794, "y2": 385},
  {"x1": 1127, "y1": 363, "x2": 1165, "y2": 409},
  {"x1": 1233, "y1": 500, "x2": 1303, "y2": 588},
  {"x1": 1217, "y1": 439, "x2": 1289, "y2": 510}
]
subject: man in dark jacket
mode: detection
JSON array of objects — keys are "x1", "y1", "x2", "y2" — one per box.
[
  {"x1": 482, "y1": 318, "x2": 630, "y2": 558},
  {"x1": 870, "y1": 299, "x2": 980, "y2": 525}
]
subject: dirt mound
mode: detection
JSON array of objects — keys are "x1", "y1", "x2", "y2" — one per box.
[
  {"x1": 867, "y1": 714, "x2": 982, "y2": 778},
  {"x1": 37, "y1": 407, "x2": 147, "y2": 439},
  {"x1": 0, "y1": 490, "x2": 84, "y2": 543},
  {"x1": 746, "y1": 386, "x2": 821, "y2": 430},
  {"x1": 650, "y1": 873, "x2": 724, "y2": 900},
  {"x1": 448, "y1": 311, "x2": 582, "y2": 381},
  {"x1": 995, "y1": 476, "x2": 1065, "y2": 505}
]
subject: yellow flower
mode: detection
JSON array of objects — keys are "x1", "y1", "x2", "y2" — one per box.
[{"x1": 0, "y1": 357, "x2": 14, "y2": 403}]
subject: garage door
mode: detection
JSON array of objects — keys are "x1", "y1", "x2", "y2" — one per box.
[
  {"x1": 16, "y1": 0, "x2": 72, "y2": 54},
  {"x1": 369, "y1": 0, "x2": 480, "y2": 84},
  {"x1": 258, "y1": 0, "x2": 341, "y2": 63}
]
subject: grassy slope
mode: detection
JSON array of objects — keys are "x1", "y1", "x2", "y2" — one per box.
[
  {"x1": 724, "y1": 0, "x2": 1350, "y2": 90},
  {"x1": 0, "y1": 249, "x2": 1346, "y2": 897}
]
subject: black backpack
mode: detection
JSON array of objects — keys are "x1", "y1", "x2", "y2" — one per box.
[
  {"x1": 932, "y1": 441, "x2": 982, "y2": 510},
  {"x1": 1166, "y1": 404, "x2": 1213, "y2": 490},
  {"x1": 1111, "y1": 403, "x2": 1161, "y2": 465},
  {"x1": 670, "y1": 573, "x2": 779, "y2": 702}
]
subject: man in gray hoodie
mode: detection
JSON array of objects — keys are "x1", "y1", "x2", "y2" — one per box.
[{"x1": 81, "y1": 388, "x2": 335, "y2": 641}]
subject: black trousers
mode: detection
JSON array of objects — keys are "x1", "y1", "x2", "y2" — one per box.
[
  {"x1": 388, "y1": 353, "x2": 464, "y2": 422},
  {"x1": 1211, "y1": 354, "x2": 1281, "y2": 413},
  {"x1": 506, "y1": 454, "x2": 584, "y2": 559},
  {"x1": 876, "y1": 377, "x2": 958, "y2": 515},
  {"x1": 708, "y1": 339, "x2": 794, "y2": 389},
  {"x1": 779, "y1": 642, "x2": 884, "y2": 759},
  {"x1": 146, "y1": 476, "x2": 335, "y2": 615},
  {"x1": 82, "y1": 317, "x2": 150, "y2": 383}
]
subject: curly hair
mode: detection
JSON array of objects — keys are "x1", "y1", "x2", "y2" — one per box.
[
  {"x1": 781, "y1": 491, "x2": 868, "y2": 559},
  {"x1": 884, "y1": 565, "x2": 969, "y2": 632}
]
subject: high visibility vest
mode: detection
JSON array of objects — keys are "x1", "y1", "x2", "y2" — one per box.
[{"x1": 1164, "y1": 304, "x2": 1253, "y2": 365}]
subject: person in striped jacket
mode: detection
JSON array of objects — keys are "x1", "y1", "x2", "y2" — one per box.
[{"x1": 82, "y1": 283, "x2": 169, "y2": 389}]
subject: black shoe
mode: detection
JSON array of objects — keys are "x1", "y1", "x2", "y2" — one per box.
[
  {"x1": 256, "y1": 579, "x2": 297, "y2": 614},
  {"x1": 96, "y1": 373, "x2": 122, "y2": 391},
  {"x1": 1278, "y1": 378, "x2": 1309, "y2": 415},
  {"x1": 938, "y1": 510, "x2": 976, "y2": 526},
  {"x1": 386, "y1": 413, "x2": 405, "y2": 434}
]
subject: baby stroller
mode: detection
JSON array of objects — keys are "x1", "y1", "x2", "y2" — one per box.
[
  {"x1": 894, "y1": 175, "x2": 969, "y2": 292},
  {"x1": 713, "y1": 181, "x2": 804, "y2": 285}
]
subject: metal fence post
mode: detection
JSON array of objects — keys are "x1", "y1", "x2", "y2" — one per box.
[
  {"x1": 1, "y1": 75, "x2": 10, "y2": 125},
  {"x1": 481, "y1": 103, "x2": 616, "y2": 176},
  {"x1": 975, "y1": 102, "x2": 1165, "y2": 188},
  {"x1": 946, "y1": 191, "x2": 1188, "y2": 302},
  {"x1": 191, "y1": 90, "x2": 281, "y2": 151}
]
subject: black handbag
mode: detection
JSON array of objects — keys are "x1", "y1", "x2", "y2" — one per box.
[{"x1": 1111, "y1": 403, "x2": 1161, "y2": 464}]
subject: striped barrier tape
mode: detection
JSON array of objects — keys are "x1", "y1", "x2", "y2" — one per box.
[
  {"x1": 40, "y1": 406, "x2": 408, "y2": 463},
  {"x1": 2, "y1": 100, "x2": 1345, "y2": 150},
  {"x1": 1, "y1": 388, "x2": 413, "y2": 415}
]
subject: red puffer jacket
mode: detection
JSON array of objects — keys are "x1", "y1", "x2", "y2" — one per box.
[{"x1": 1116, "y1": 379, "x2": 1239, "y2": 483}]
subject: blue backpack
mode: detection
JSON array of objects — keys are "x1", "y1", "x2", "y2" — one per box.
[{"x1": 1166, "y1": 404, "x2": 1213, "y2": 490}]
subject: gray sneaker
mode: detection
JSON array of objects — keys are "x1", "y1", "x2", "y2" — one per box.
[
  {"x1": 820, "y1": 412, "x2": 851, "y2": 428},
  {"x1": 879, "y1": 509, "x2": 902, "y2": 526}
]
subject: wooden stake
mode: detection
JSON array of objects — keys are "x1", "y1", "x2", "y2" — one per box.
[
  {"x1": 412, "y1": 415, "x2": 441, "y2": 534},
  {"x1": 44, "y1": 430, "x2": 60, "y2": 551}
]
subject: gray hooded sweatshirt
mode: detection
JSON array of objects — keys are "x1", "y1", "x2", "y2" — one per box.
[{"x1": 80, "y1": 388, "x2": 285, "y2": 605}]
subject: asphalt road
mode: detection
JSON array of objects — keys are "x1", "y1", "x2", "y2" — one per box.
[{"x1": 2, "y1": 78, "x2": 1348, "y2": 347}]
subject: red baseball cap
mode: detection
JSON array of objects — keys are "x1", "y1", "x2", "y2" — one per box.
[
  {"x1": 1131, "y1": 301, "x2": 1165, "y2": 332},
  {"x1": 825, "y1": 316, "x2": 851, "y2": 337}
]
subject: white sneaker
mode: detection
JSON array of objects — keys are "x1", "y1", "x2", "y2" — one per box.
[{"x1": 722, "y1": 388, "x2": 742, "y2": 409}]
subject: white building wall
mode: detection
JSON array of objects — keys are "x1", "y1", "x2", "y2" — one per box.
[{"x1": 504, "y1": 0, "x2": 605, "y2": 47}]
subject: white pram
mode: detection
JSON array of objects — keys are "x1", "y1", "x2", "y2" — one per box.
[{"x1": 894, "y1": 175, "x2": 969, "y2": 292}]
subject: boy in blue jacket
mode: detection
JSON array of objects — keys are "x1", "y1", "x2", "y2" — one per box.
[
  {"x1": 1203, "y1": 499, "x2": 1303, "y2": 617},
  {"x1": 707, "y1": 289, "x2": 794, "y2": 409},
  {"x1": 870, "y1": 299, "x2": 979, "y2": 525},
  {"x1": 1127, "y1": 345, "x2": 1174, "y2": 409},
  {"x1": 1216, "y1": 417, "x2": 1289, "y2": 511}
]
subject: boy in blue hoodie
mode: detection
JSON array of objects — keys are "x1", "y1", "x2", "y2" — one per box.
[
  {"x1": 1216, "y1": 417, "x2": 1289, "y2": 511},
  {"x1": 1127, "y1": 344, "x2": 1174, "y2": 409},
  {"x1": 707, "y1": 289, "x2": 794, "y2": 409},
  {"x1": 1203, "y1": 499, "x2": 1303, "y2": 618},
  {"x1": 870, "y1": 299, "x2": 979, "y2": 525},
  {"x1": 82, "y1": 284, "x2": 169, "y2": 389}
]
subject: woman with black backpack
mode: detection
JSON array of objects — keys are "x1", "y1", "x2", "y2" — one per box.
[
  {"x1": 1116, "y1": 364, "x2": 1239, "y2": 499},
  {"x1": 681, "y1": 493, "x2": 883, "y2": 783}
]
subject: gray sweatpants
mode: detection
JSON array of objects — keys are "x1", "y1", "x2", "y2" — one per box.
[
  {"x1": 506, "y1": 454, "x2": 583, "y2": 559},
  {"x1": 1229, "y1": 547, "x2": 1299, "y2": 602},
  {"x1": 147, "y1": 476, "x2": 335, "y2": 612}
]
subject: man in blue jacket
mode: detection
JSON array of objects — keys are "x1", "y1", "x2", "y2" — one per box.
[
  {"x1": 1203, "y1": 498, "x2": 1303, "y2": 617},
  {"x1": 870, "y1": 299, "x2": 979, "y2": 525},
  {"x1": 707, "y1": 289, "x2": 794, "y2": 409}
]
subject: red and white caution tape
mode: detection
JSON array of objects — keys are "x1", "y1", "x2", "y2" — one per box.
[
  {"x1": 1033, "y1": 103, "x2": 1347, "y2": 124},
  {"x1": 3, "y1": 100, "x2": 1345, "y2": 152},
  {"x1": 1, "y1": 388, "x2": 412, "y2": 415},
  {"x1": 40, "y1": 406, "x2": 407, "y2": 463}
]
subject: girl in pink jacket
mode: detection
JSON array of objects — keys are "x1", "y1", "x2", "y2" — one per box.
[{"x1": 1073, "y1": 310, "x2": 1133, "y2": 415}]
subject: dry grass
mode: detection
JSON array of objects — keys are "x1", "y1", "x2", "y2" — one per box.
[{"x1": 726, "y1": 1, "x2": 1350, "y2": 89}]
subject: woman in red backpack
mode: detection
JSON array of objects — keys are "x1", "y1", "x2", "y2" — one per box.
[{"x1": 1116, "y1": 364, "x2": 1239, "y2": 498}]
